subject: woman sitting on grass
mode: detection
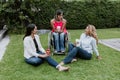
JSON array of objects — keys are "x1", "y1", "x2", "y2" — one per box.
[
  {"x1": 23, "y1": 23, "x2": 69, "y2": 71},
  {"x1": 59, "y1": 24, "x2": 102, "y2": 65}
]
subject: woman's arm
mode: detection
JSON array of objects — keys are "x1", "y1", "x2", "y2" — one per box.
[
  {"x1": 50, "y1": 19, "x2": 57, "y2": 32},
  {"x1": 61, "y1": 19, "x2": 67, "y2": 32},
  {"x1": 35, "y1": 35, "x2": 46, "y2": 53},
  {"x1": 91, "y1": 38, "x2": 99, "y2": 56},
  {"x1": 91, "y1": 38, "x2": 102, "y2": 59}
]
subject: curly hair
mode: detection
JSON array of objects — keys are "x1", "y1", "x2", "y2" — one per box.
[{"x1": 86, "y1": 24, "x2": 98, "y2": 44}]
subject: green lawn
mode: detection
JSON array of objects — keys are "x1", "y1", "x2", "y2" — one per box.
[{"x1": 0, "y1": 28, "x2": 120, "y2": 80}]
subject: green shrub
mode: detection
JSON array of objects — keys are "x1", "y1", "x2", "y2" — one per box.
[{"x1": 0, "y1": 0, "x2": 120, "y2": 33}]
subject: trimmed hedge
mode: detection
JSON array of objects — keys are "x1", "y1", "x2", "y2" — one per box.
[{"x1": 0, "y1": 0, "x2": 120, "y2": 33}]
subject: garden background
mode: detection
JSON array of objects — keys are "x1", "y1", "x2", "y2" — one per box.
[
  {"x1": 0, "y1": 0, "x2": 120, "y2": 80},
  {"x1": 0, "y1": 0, "x2": 120, "y2": 33}
]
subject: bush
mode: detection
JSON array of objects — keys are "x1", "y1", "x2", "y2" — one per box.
[{"x1": 0, "y1": 0, "x2": 120, "y2": 33}]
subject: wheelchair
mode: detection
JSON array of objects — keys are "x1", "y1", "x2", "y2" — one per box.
[{"x1": 48, "y1": 31, "x2": 71, "y2": 55}]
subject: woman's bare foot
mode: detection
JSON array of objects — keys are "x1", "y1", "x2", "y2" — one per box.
[
  {"x1": 58, "y1": 66, "x2": 69, "y2": 71},
  {"x1": 96, "y1": 56, "x2": 102, "y2": 60},
  {"x1": 59, "y1": 62, "x2": 64, "y2": 66},
  {"x1": 71, "y1": 58, "x2": 77, "y2": 63}
]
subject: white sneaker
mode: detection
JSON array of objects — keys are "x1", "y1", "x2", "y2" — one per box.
[
  {"x1": 61, "y1": 50, "x2": 65, "y2": 53},
  {"x1": 54, "y1": 51, "x2": 57, "y2": 53}
]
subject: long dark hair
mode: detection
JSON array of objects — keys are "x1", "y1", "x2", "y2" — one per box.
[
  {"x1": 54, "y1": 9, "x2": 63, "y2": 20},
  {"x1": 23, "y1": 24, "x2": 36, "y2": 40}
]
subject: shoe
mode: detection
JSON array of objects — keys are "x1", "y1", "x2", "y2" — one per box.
[
  {"x1": 71, "y1": 58, "x2": 77, "y2": 63},
  {"x1": 58, "y1": 66, "x2": 69, "y2": 71},
  {"x1": 54, "y1": 51, "x2": 57, "y2": 53},
  {"x1": 61, "y1": 50, "x2": 65, "y2": 53}
]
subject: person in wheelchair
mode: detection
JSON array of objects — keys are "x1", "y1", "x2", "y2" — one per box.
[{"x1": 50, "y1": 9, "x2": 68, "y2": 54}]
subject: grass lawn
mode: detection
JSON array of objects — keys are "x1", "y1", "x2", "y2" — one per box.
[{"x1": 0, "y1": 28, "x2": 120, "y2": 80}]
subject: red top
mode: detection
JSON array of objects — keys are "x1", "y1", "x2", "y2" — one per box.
[{"x1": 52, "y1": 21, "x2": 67, "y2": 33}]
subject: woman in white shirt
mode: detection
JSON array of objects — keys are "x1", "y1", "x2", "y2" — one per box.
[
  {"x1": 59, "y1": 24, "x2": 102, "y2": 65},
  {"x1": 23, "y1": 24, "x2": 69, "y2": 71}
]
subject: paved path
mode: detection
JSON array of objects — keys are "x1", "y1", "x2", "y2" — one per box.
[
  {"x1": 0, "y1": 36, "x2": 10, "y2": 61},
  {"x1": 0, "y1": 30, "x2": 7, "y2": 40},
  {"x1": 99, "y1": 38, "x2": 120, "y2": 52}
]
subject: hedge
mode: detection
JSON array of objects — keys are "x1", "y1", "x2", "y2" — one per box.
[{"x1": 0, "y1": 0, "x2": 120, "y2": 34}]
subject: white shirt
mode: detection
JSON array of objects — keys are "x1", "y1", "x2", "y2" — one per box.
[
  {"x1": 79, "y1": 33, "x2": 99, "y2": 56},
  {"x1": 23, "y1": 35, "x2": 46, "y2": 59}
]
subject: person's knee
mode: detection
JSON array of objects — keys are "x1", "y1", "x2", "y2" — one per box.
[
  {"x1": 68, "y1": 42, "x2": 73, "y2": 46},
  {"x1": 60, "y1": 33, "x2": 65, "y2": 36},
  {"x1": 74, "y1": 47, "x2": 79, "y2": 51},
  {"x1": 53, "y1": 34, "x2": 59, "y2": 40},
  {"x1": 60, "y1": 33, "x2": 65, "y2": 39},
  {"x1": 53, "y1": 33, "x2": 58, "y2": 36}
]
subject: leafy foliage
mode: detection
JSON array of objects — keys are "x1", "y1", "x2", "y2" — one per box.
[{"x1": 0, "y1": 0, "x2": 120, "y2": 33}]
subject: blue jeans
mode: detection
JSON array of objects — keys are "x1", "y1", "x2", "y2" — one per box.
[
  {"x1": 63, "y1": 42, "x2": 92, "y2": 64},
  {"x1": 53, "y1": 32, "x2": 65, "y2": 52},
  {"x1": 25, "y1": 51, "x2": 58, "y2": 67}
]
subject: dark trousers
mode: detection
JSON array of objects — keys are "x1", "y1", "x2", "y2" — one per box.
[{"x1": 63, "y1": 42, "x2": 92, "y2": 64}]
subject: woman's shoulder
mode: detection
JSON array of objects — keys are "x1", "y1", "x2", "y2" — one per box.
[
  {"x1": 24, "y1": 36, "x2": 31, "y2": 41},
  {"x1": 35, "y1": 34, "x2": 39, "y2": 37},
  {"x1": 62, "y1": 18, "x2": 66, "y2": 21},
  {"x1": 62, "y1": 19, "x2": 67, "y2": 23},
  {"x1": 50, "y1": 19, "x2": 55, "y2": 23},
  {"x1": 34, "y1": 34, "x2": 40, "y2": 39},
  {"x1": 91, "y1": 36, "x2": 96, "y2": 42},
  {"x1": 79, "y1": 33, "x2": 86, "y2": 39},
  {"x1": 81, "y1": 33, "x2": 86, "y2": 36}
]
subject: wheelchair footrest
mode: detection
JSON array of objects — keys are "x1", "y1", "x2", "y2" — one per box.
[{"x1": 53, "y1": 52, "x2": 65, "y2": 55}]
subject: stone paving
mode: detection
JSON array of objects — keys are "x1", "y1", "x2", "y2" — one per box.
[
  {"x1": 37, "y1": 29, "x2": 50, "y2": 35},
  {"x1": 99, "y1": 38, "x2": 120, "y2": 52},
  {"x1": 0, "y1": 36, "x2": 10, "y2": 61}
]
